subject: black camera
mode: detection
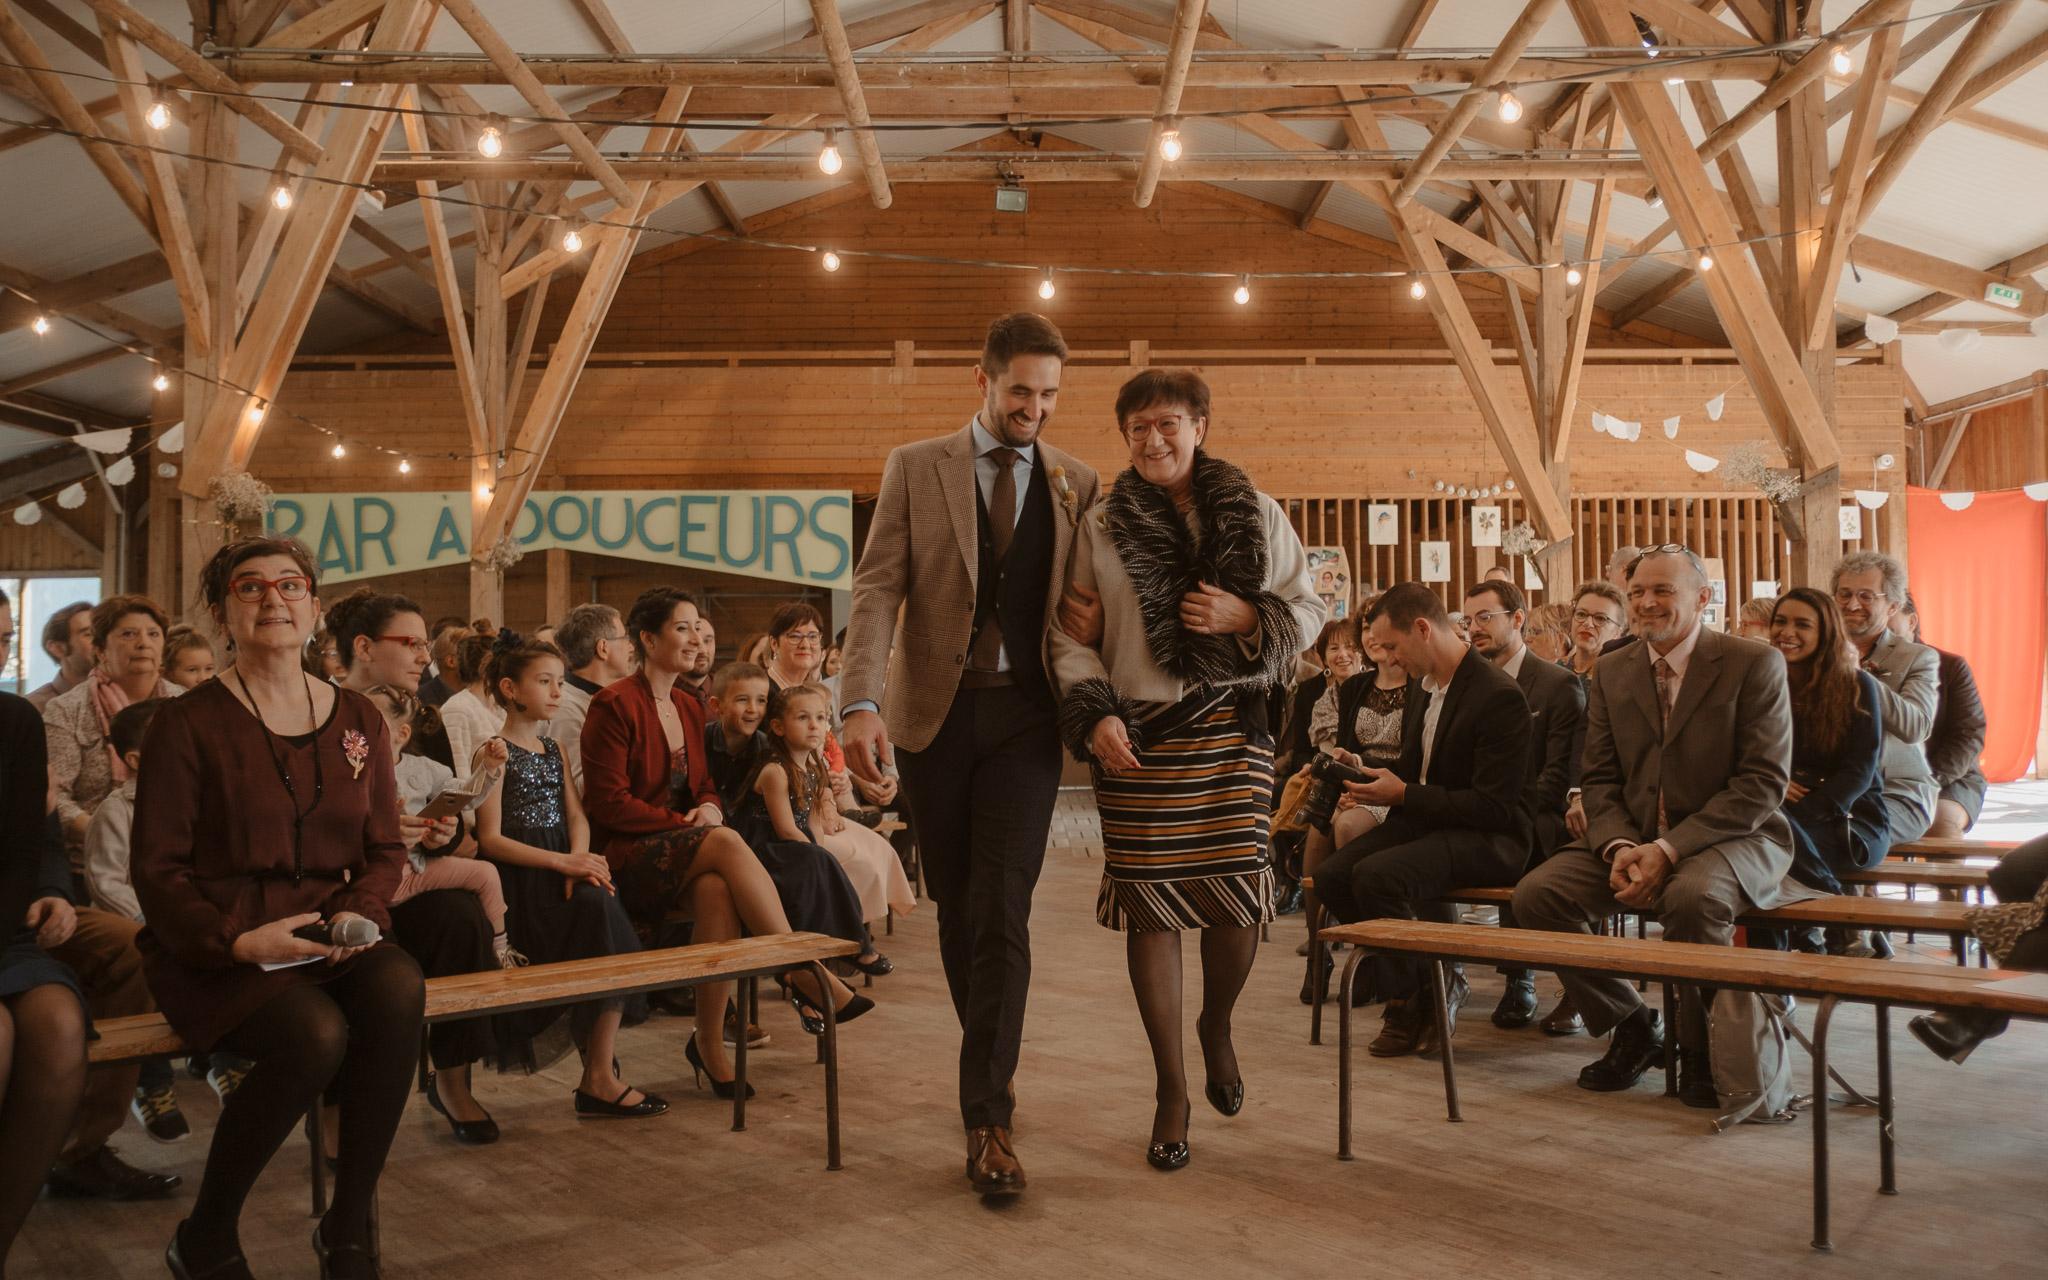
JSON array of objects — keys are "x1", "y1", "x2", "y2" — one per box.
[{"x1": 1299, "y1": 752, "x2": 1367, "y2": 835}]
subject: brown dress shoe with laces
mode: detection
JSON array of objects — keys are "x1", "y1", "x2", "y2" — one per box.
[
  {"x1": 966, "y1": 1126, "x2": 1026, "y2": 1196},
  {"x1": 1540, "y1": 995, "x2": 1585, "y2": 1036},
  {"x1": 1366, "y1": 999, "x2": 1423, "y2": 1057}
]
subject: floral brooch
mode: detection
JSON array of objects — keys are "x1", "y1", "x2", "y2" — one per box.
[
  {"x1": 342, "y1": 729, "x2": 369, "y2": 779},
  {"x1": 1050, "y1": 465, "x2": 1080, "y2": 522}
]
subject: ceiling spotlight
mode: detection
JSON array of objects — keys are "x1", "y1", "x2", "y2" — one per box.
[
  {"x1": 398, "y1": 457, "x2": 412, "y2": 474},
  {"x1": 1698, "y1": 253, "x2": 1714, "y2": 271},
  {"x1": 821, "y1": 249, "x2": 841, "y2": 272},
  {"x1": 1038, "y1": 268, "x2": 1056, "y2": 300},
  {"x1": 1159, "y1": 117, "x2": 1183, "y2": 162},
  {"x1": 331, "y1": 441, "x2": 346, "y2": 459},
  {"x1": 1408, "y1": 275, "x2": 1426, "y2": 300},
  {"x1": 146, "y1": 97, "x2": 170, "y2": 131},
  {"x1": 1566, "y1": 267, "x2": 1583, "y2": 286},
  {"x1": 153, "y1": 371, "x2": 170, "y2": 391},
  {"x1": 477, "y1": 121, "x2": 504, "y2": 158},
  {"x1": 271, "y1": 184, "x2": 292, "y2": 210},
  {"x1": 1830, "y1": 45, "x2": 1852, "y2": 76},
  {"x1": 1496, "y1": 89, "x2": 1522, "y2": 124},
  {"x1": 819, "y1": 129, "x2": 843, "y2": 176},
  {"x1": 1646, "y1": 189, "x2": 1663, "y2": 209},
  {"x1": 31, "y1": 314, "x2": 49, "y2": 335},
  {"x1": 1232, "y1": 275, "x2": 1251, "y2": 305},
  {"x1": 561, "y1": 227, "x2": 583, "y2": 253}
]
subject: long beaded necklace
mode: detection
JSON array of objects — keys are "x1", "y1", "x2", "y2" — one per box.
[{"x1": 235, "y1": 668, "x2": 324, "y2": 887}]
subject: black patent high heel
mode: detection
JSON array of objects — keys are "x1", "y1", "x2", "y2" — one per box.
[
  {"x1": 1204, "y1": 1078, "x2": 1244, "y2": 1117},
  {"x1": 1147, "y1": 1102, "x2": 1192, "y2": 1171},
  {"x1": 312, "y1": 1214, "x2": 379, "y2": 1280},
  {"x1": 424, "y1": 1071, "x2": 500, "y2": 1145},
  {"x1": 780, "y1": 975, "x2": 875, "y2": 1034},
  {"x1": 685, "y1": 1035, "x2": 756, "y2": 1099},
  {"x1": 166, "y1": 1220, "x2": 254, "y2": 1280}
]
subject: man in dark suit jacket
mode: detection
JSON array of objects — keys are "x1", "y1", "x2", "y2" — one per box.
[
  {"x1": 1511, "y1": 547, "x2": 1800, "y2": 1109},
  {"x1": 1464, "y1": 580, "x2": 1586, "y2": 1029},
  {"x1": 1315, "y1": 583, "x2": 1531, "y2": 1058}
]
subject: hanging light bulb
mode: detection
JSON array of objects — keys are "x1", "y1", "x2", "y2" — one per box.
[
  {"x1": 153, "y1": 371, "x2": 169, "y2": 392},
  {"x1": 1232, "y1": 275, "x2": 1251, "y2": 306},
  {"x1": 1830, "y1": 45, "x2": 1852, "y2": 76},
  {"x1": 271, "y1": 184, "x2": 292, "y2": 210},
  {"x1": 476, "y1": 482, "x2": 493, "y2": 499},
  {"x1": 246, "y1": 401, "x2": 265, "y2": 425},
  {"x1": 1496, "y1": 89, "x2": 1522, "y2": 124},
  {"x1": 818, "y1": 129, "x2": 843, "y2": 176},
  {"x1": 477, "y1": 124, "x2": 503, "y2": 158},
  {"x1": 1566, "y1": 267, "x2": 1583, "y2": 286},
  {"x1": 1159, "y1": 117, "x2": 1183, "y2": 162},
  {"x1": 1408, "y1": 275, "x2": 1426, "y2": 300},
  {"x1": 561, "y1": 226, "x2": 583, "y2": 253},
  {"x1": 1646, "y1": 189, "x2": 1663, "y2": 209},
  {"x1": 331, "y1": 441, "x2": 346, "y2": 459},
  {"x1": 398, "y1": 457, "x2": 412, "y2": 474},
  {"x1": 821, "y1": 249, "x2": 841, "y2": 272},
  {"x1": 1698, "y1": 252, "x2": 1714, "y2": 271},
  {"x1": 31, "y1": 314, "x2": 50, "y2": 335},
  {"x1": 146, "y1": 97, "x2": 171, "y2": 131},
  {"x1": 1037, "y1": 268, "x2": 1056, "y2": 300}
]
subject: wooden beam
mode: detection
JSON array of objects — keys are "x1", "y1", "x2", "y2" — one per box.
[
  {"x1": 0, "y1": 347, "x2": 131, "y2": 400},
  {"x1": 14, "y1": 0, "x2": 111, "y2": 65},
  {"x1": 1129, "y1": 0, "x2": 1206, "y2": 208},
  {"x1": 0, "y1": 388, "x2": 139, "y2": 433},
  {"x1": 772, "y1": 0, "x2": 990, "y2": 55},
  {"x1": 1296, "y1": 180, "x2": 1336, "y2": 229},
  {"x1": 569, "y1": 0, "x2": 632, "y2": 52},
  {"x1": 1006, "y1": 0, "x2": 1029, "y2": 54},
  {"x1": 1395, "y1": 0, "x2": 1440, "y2": 50},
  {"x1": 440, "y1": 0, "x2": 638, "y2": 210},
  {"x1": 1553, "y1": 167, "x2": 1617, "y2": 465},
  {"x1": 0, "y1": 260, "x2": 179, "y2": 346},
  {"x1": 1806, "y1": 20, "x2": 1900, "y2": 350},
  {"x1": 0, "y1": 448, "x2": 96, "y2": 502},
  {"x1": 1884, "y1": 236, "x2": 2048, "y2": 325},
  {"x1": 807, "y1": 0, "x2": 894, "y2": 208},
  {"x1": 1695, "y1": 0, "x2": 1913, "y2": 165},
  {"x1": 401, "y1": 99, "x2": 490, "y2": 465},
  {"x1": 1629, "y1": 0, "x2": 1759, "y2": 48},
  {"x1": 0, "y1": 5, "x2": 156, "y2": 235},
  {"x1": 1853, "y1": 236, "x2": 2047, "y2": 320},
  {"x1": 1390, "y1": 0, "x2": 1565, "y2": 207},
  {"x1": 1858, "y1": 4, "x2": 2018, "y2": 223},
  {"x1": 1682, "y1": 80, "x2": 1780, "y2": 298},
  {"x1": 348, "y1": 215, "x2": 459, "y2": 306},
  {"x1": 1572, "y1": 0, "x2": 1838, "y2": 472},
  {"x1": 99, "y1": 19, "x2": 212, "y2": 356},
  {"x1": 1927, "y1": 411, "x2": 1972, "y2": 488},
  {"x1": 257, "y1": 0, "x2": 387, "y2": 49},
  {"x1": 43, "y1": 507, "x2": 102, "y2": 561}
]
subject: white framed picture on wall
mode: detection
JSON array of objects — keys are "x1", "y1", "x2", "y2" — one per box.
[
  {"x1": 1420, "y1": 541, "x2": 1451, "y2": 582},
  {"x1": 1368, "y1": 503, "x2": 1399, "y2": 545}
]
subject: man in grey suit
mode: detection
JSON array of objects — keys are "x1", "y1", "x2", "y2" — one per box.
[
  {"x1": 1833, "y1": 551, "x2": 1940, "y2": 845},
  {"x1": 1511, "y1": 546, "x2": 1798, "y2": 1108}
]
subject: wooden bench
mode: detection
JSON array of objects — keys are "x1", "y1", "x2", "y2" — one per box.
[
  {"x1": 88, "y1": 933, "x2": 861, "y2": 1217},
  {"x1": 1888, "y1": 837, "x2": 2018, "y2": 863},
  {"x1": 1318, "y1": 918, "x2": 2048, "y2": 1251},
  {"x1": 1841, "y1": 861, "x2": 1992, "y2": 893}
]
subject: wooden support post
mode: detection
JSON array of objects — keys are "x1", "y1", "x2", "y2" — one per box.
[{"x1": 545, "y1": 548, "x2": 573, "y2": 630}]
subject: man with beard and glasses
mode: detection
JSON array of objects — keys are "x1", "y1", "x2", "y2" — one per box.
[
  {"x1": 1832, "y1": 551, "x2": 1940, "y2": 846},
  {"x1": 839, "y1": 313, "x2": 1100, "y2": 1196},
  {"x1": 1511, "y1": 546, "x2": 1808, "y2": 1109}
]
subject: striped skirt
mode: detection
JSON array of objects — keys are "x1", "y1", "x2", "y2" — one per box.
[{"x1": 1093, "y1": 690, "x2": 1276, "y2": 932}]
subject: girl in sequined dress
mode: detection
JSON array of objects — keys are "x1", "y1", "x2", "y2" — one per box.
[{"x1": 475, "y1": 634, "x2": 665, "y2": 1119}]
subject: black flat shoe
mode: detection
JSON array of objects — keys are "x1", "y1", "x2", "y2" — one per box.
[
  {"x1": 1204, "y1": 1078, "x2": 1244, "y2": 1117},
  {"x1": 573, "y1": 1084, "x2": 670, "y2": 1118},
  {"x1": 424, "y1": 1072, "x2": 500, "y2": 1145},
  {"x1": 1146, "y1": 1102, "x2": 1192, "y2": 1171},
  {"x1": 166, "y1": 1220, "x2": 253, "y2": 1280},
  {"x1": 685, "y1": 1036, "x2": 755, "y2": 1100},
  {"x1": 313, "y1": 1215, "x2": 378, "y2": 1280}
]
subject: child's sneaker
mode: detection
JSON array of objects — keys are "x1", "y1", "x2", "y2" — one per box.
[{"x1": 130, "y1": 1083, "x2": 189, "y2": 1143}]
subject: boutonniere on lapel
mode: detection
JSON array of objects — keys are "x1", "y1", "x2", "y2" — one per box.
[
  {"x1": 1050, "y1": 465, "x2": 1080, "y2": 522},
  {"x1": 342, "y1": 730, "x2": 369, "y2": 779}
]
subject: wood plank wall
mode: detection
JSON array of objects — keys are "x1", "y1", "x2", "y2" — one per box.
[{"x1": 1927, "y1": 387, "x2": 2048, "y2": 492}]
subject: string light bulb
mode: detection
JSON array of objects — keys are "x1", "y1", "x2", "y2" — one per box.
[
  {"x1": 1408, "y1": 275, "x2": 1426, "y2": 300},
  {"x1": 246, "y1": 401, "x2": 265, "y2": 425},
  {"x1": 1698, "y1": 252, "x2": 1714, "y2": 271},
  {"x1": 818, "y1": 129, "x2": 842, "y2": 176},
  {"x1": 146, "y1": 97, "x2": 170, "y2": 131},
  {"x1": 1566, "y1": 267, "x2": 1583, "y2": 286},
  {"x1": 271, "y1": 184, "x2": 292, "y2": 210},
  {"x1": 153, "y1": 371, "x2": 169, "y2": 391},
  {"x1": 1232, "y1": 275, "x2": 1251, "y2": 306},
  {"x1": 477, "y1": 123, "x2": 503, "y2": 158},
  {"x1": 1159, "y1": 117, "x2": 1183, "y2": 162},
  {"x1": 476, "y1": 482, "x2": 493, "y2": 499},
  {"x1": 1830, "y1": 45, "x2": 1852, "y2": 76},
  {"x1": 31, "y1": 314, "x2": 49, "y2": 335},
  {"x1": 1496, "y1": 89, "x2": 1522, "y2": 124},
  {"x1": 398, "y1": 457, "x2": 411, "y2": 474},
  {"x1": 331, "y1": 441, "x2": 346, "y2": 459},
  {"x1": 561, "y1": 226, "x2": 583, "y2": 253},
  {"x1": 1038, "y1": 268, "x2": 1056, "y2": 300},
  {"x1": 821, "y1": 249, "x2": 841, "y2": 272}
]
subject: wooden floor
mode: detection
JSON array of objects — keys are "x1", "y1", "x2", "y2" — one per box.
[{"x1": 17, "y1": 791, "x2": 2048, "y2": 1278}]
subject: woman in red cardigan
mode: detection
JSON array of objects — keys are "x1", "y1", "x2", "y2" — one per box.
[
  {"x1": 581, "y1": 588, "x2": 870, "y2": 1093},
  {"x1": 133, "y1": 538, "x2": 422, "y2": 1280}
]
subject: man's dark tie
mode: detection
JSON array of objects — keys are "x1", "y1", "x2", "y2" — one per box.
[{"x1": 968, "y1": 448, "x2": 1020, "y2": 671}]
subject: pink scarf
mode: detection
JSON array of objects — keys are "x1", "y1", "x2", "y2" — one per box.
[{"x1": 89, "y1": 668, "x2": 172, "y2": 782}]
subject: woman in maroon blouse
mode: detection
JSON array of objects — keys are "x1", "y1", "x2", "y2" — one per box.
[
  {"x1": 133, "y1": 538, "x2": 422, "y2": 1280},
  {"x1": 582, "y1": 588, "x2": 870, "y2": 1093}
]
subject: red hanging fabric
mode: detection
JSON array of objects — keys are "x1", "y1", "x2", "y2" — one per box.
[{"x1": 1904, "y1": 487, "x2": 2047, "y2": 782}]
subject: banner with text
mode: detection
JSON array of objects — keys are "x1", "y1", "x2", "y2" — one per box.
[{"x1": 266, "y1": 490, "x2": 855, "y2": 590}]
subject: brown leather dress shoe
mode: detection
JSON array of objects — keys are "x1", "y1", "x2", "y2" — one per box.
[
  {"x1": 966, "y1": 1126, "x2": 1026, "y2": 1196},
  {"x1": 1539, "y1": 995, "x2": 1585, "y2": 1036},
  {"x1": 1366, "y1": 999, "x2": 1422, "y2": 1057}
]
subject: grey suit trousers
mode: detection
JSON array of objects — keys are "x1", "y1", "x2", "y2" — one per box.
[{"x1": 1510, "y1": 843, "x2": 1749, "y2": 1045}]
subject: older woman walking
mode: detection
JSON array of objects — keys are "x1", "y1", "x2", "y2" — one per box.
[{"x1": 1052, "y1": 368, "x2": 1323, "y2": 1171}]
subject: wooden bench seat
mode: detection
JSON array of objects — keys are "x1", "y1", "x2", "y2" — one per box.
[
  {"x1": 1841, "y1": 862, "x2": 1992, "y2": 892},
  {"x1": 1318, "y1": 918, "x2": 2048, "y2": 1251},
  {"x1": 1888, "y1": 837, "x2": 2018, "y2": 863}
]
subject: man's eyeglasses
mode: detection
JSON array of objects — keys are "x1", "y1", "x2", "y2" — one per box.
[
  {"x1": 229, "y1": 574, "x2": 313, "y2": 603},
  {"x1": 1468, "y1": 609, "x2": 1514, "y2": 627},
  {"x1": 1571, "y1": 609, "x2": 1623, "y2": 628},
  {"x1": 375, "y1": 635, "x2": 432, "y2": 655},
  {"x1": 1834, "y1": 589, "x2": 1884, "y2": 608},
  {"x1": 1123, "y1": 415, "x2": 1189, "y2": 441}
]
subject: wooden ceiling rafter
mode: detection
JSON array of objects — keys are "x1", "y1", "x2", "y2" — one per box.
[
  {"x1": 0, "y1": 4, "x2": 157, "y2": 236},
  {"x1": 807, "y1": 0, "x2": 895, "y2": 207},
  {"x1": 1130, "y1": 0, "x2": 1205, "y2": 208},
  {"x1": 1389, "y1": 0, "x2": 1565, "y2": 208}
]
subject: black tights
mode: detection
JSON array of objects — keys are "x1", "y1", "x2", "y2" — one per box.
[
  {"x1": 186, "y1": 947, "x2": 424, "y2": 1264},
  {"x1": 1125, "y1": 925, "x2": 1260, "y2": 1142},
  {"x1": 0, "y1": 984, "x2": 88, "y2": 1274}
]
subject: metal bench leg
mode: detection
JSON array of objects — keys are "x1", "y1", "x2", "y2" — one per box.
[
  {"x1": 1661, "y1": 985, "x2": 1679, "y2": 1097},
  {"x1": 1950, "y1": 932, "x2": 1969, "y2": 967},
  {"x1": 308, "y1": 1105, "x2": 327, "y2": 1218},
  {"x1": 1431, "y1": 959, "x2": 1462, "y2": 1123},
  {"x1": 417, "y1": 1029, "x2": 430, "y2": 1094},
  {"x1": 810, "y1": 961, "x2": 843, "y2": 1171},
  {"x1": 1308, "y1": 899, "x2": 1326, "y2": 1046},
  {"x1": 732, "y1": 978, "x2": 749, "y2": 1133},
  {"x1": 1811, "y1": 995, "x2": 1839, "y2": 1252},
  {"x1": 1875, "y1": 1004, "x2": 1897, "y2": 1196},
  {"x1": 1337, "y1": 948, "x2": 1363, "y2": 1160}
]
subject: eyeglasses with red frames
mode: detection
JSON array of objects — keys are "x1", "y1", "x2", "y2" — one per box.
[
  {"x1": 229, "y1": 574, "x2": 314, "y2": 603},
  {"x1": 375, "y1": 635, "x2": 432, "y2": 655}
]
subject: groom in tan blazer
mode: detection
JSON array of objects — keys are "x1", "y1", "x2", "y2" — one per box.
[
  {"x1": 839, "y1": 313, "x2": 1099, "y2": 1196},
  {"x1": 1511, "y1": 546, "x2": 1799, "y2": 1109}
]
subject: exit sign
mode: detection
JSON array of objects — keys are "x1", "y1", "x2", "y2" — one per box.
[{"x1": 1985, "y1": 281, "x2": 2024, "y2": 309}]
